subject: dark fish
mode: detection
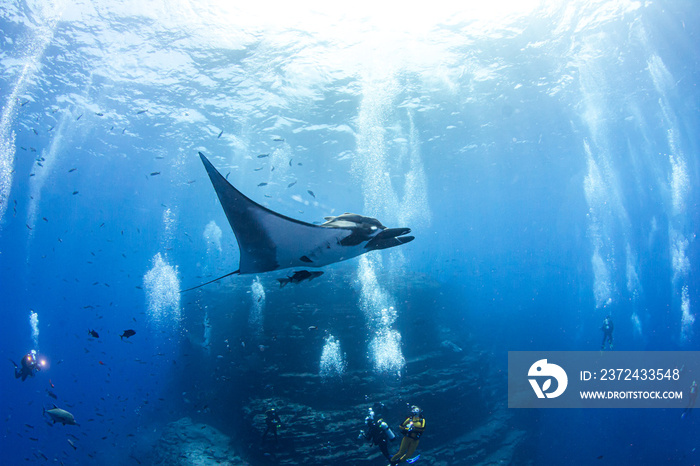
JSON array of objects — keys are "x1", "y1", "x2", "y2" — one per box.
[
  {"x1": 29, "y1": 437, "x2": 38, "y2": 441},
  {"x1": 68, "y1": 168, "x2": 77, "y2": 172},
  {"x1": 258, "y1": 182, "x2": 267, "y2": 187},
  {"x1": 44, "y1": 405, "x2": 78, "y2": 426},
  {"x1": 32, "y1": 128, "x2": 38, "y2": 135},
  {"x1": 217, "y1": 130, "x2": 223, "y2": 138},
  {"x1": 257, "y1": 153, "x2": 269, "y2": 158},
  {"x1": 24, "y1": 424, "x2": 34, "y2": 429},
  {"x1": 88, "y1": 329, "x2": 99, "y2": 339},
  {"x1": 287, "y1": 181, "x2": 297, "y2": 188},
  {"x1": 597, "y1": 456, "x2": 603, "y2": 460},
  {"x1": 277, "y1": 270, "x2": 324, "y2": 288},
  {"x1": 76, "y1": 114, "x2": 82, "y2": 120},
  {"x1": 289, "y1": 159, "x2": 292, "y2": 166},
  {"x1": 42, "y1": 217, "x2": 48, "y2": 222},
  {"x1": 273, "y1": 137, "x2": 284, "y2": 141},
  {"x1": 136, "y1": 109, "x2": 148, "y2": 114},
  {"x1": 120, "y1": 329, "x2": 136, "y2": 340},
  {"x1": 254, "y1": 167, "x2": 263, "y2": 171},
  {"x1": 307, "y1": 190, "x2": 315, "y2": 198},
  {"x1": 67, "y1": 439, "x2": 77, "y2": 450},
  {"x1": 95, "y1": 112, "x2": 103, "y2": 116},
  {"x1": 46, "y1": 390, "x2": 57, "y2": 400},
  {"x1": 150, "y1": 172, "x2": 160, "y2": 176},
  {"x1": 72, "y1": 191, "x2": 79, "y2": 195}
]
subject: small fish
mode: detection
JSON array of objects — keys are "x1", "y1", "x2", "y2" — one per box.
[
  {"x1": 32, "y1": 128, "x2": 38, "y2": 135},
  {"x1": 120, "y1": 329, "x2": 136, "y2": 340},
  {"x1": 136, "y1": 109, "x2": 148, "y2": 115},
  {"x1": 258, "y1": 182, "x2": 267, "y2": 187},
  {"x1": 72, "y1": 191, "x2": 79, "y2": 195},
  {"x1": 98, "y1": 361, "x2": 105, "y2": 366},
  {"x1": 287, "y1": 181, "x2": 297, "y2": 188},
  {"x1": 88, "y1": 329, "x2": 99, "y2": 338},
  {"x1": 29, "y1": 437, "x2": 38, "y2": 441},
  {"x1": 76, "y1": 114, "x2": 82, "y2": 120},
  {"x1": 67, "y1": 438, "x2": 77, "y2": 450},
  {"x1": 24, "y1": 424, "x2": 34, "y2": 429},
  {"x1": 257, "y1": 153, "x2": 270, "y2": 158},
  {"x1": 217, "y1": 130, "x2": 223, "y2": 138},
  {"x1": 254, "y1": 167, "x2": 263, "y2": 171},
  {"x1": 46, "y1": 390, "x2": 57, "y2": 400},
  {"x1": 42, "y1": 217, "x2": 48, "y2": 222},
  {"x1": 289, "y1": 159, "x2": 293, "y2": 166},
  {"x1": 307, "y1": 190, "x2": 315, "y2": 198},
  {"x1": 273, "y1": 137, "x2": 285, "y2": 142},
  {"x1": 308, "y1": 326, "x2": 318, "y2": 331},
  {"x1": 150, "y1": 172, "x2": 160, "y2": 176},
  {"x1": 68, "y1": 168, "x2": 77, "y2": 173},
  {"x1": 95, "y1": 112, "x2": 104, "y2": 116}
]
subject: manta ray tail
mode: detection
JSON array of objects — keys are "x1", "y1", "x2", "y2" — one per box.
[{"x1": 181, "y1": 270, "x2": 240, "y2": 293}]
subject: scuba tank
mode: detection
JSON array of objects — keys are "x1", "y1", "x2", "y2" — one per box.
[{"x1": 379, "y1": 420, "x2": 395, "y2": 440}]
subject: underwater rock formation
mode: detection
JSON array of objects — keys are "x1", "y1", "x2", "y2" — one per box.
[
  {"x1": 239, "y1": 350, "x2": 528, "y2": 465},
  {"x1": 154, "y1": 417, "x2": 248, "y2": 465}
]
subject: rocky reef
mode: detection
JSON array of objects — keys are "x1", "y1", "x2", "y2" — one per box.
[{"x1": 153, "y1": 417, "x2": 248, "y2": 465}]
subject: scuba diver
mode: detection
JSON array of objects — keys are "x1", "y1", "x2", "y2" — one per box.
[
  {"x1": 390, "y1": 405, "x2": 426, "y2": 465},
  {"x1": 262, "y1": 407, "x2": 281, "y2": 445},
  {"x1": 11, "y1": 350, "x2": 42, "y2": 381},
  {"x1": 600, "y1": 315, "x2": 614, "y2": 350},
  {"x1": 682, "y1": 380, "x2": 698, "y2": 419},
  {"x1": 358, "y1": 402, "x2": 395, "y2": 462}
]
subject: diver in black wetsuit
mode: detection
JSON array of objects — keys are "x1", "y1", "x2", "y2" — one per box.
[
  {"x1": 600, "y1": 315, "x2": 614, "y2": 350},
  {"x1": 11, "y1": 350, "x2": 41, "y2": 381},
  {"x1": 682, "y1": 380, "x2": 698, "y2": 419},
  {"x1": 359, "y1": 402, "x2": 395, "y2": 461},
  {"x1": 262, "y1": 408, "x2": 281, "y2": 445}
]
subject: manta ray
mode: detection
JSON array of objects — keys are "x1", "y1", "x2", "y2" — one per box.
[{"x1": 183, "y1": 152, "x2": 414, "y2": 291}]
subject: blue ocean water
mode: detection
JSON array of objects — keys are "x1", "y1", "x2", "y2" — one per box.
[{"x1": 1, "y1": 1, "x2": 699, "y2": 464}]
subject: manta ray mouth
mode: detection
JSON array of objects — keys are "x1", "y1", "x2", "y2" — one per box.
[{"x1": 365, "y1": 228, "x2": 414, "y2": 250}]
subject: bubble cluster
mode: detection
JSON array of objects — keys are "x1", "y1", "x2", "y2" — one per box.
[
  {"x1": 681, "y1": 286, "x2": 694, "y2": 343},
  {"x1": 369, "y1": 328, "x2": 405, "y2": 375},
  {"x1": 320, "y1": 334, "x2": 346, "y2": 379},
  {"x1": 30, "y1": 310, "x2": 39, "y2": 350},
  {"x1": 249, "y1": 277, "x2": 265, "y2": 331},
  {"x1": 143, "y1": 253, "x2": 181, "y2": 327},
  {"x1": 356, "y1": 256, "x2": 405, "y2": 374},
  {"x1": 203, "y1": 220, "x2": 222, "y2": 254},
  {"x1": 202, "y1": 311, "x2": 211, "y2": 354}
]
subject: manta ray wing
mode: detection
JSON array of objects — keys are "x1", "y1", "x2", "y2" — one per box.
[{"x1": 199, "y1": 152, "x2": 352, "y2": 273}]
